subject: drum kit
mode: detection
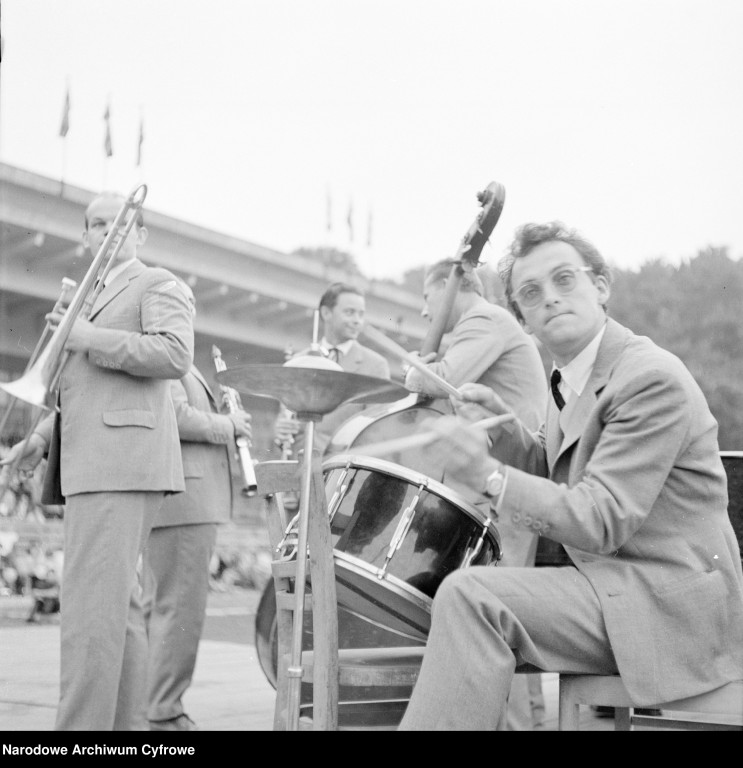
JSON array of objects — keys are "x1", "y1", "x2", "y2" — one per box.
[
  {"x1": 216, "y1": 182, "x2": 509, "y2": 729},
  {"x1": 216, "y1": 320, "x2": 505, "y2": 729}
]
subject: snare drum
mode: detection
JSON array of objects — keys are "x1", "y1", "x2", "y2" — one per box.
[{"x1": 323, "y1": 454, "x2": 501, "y2": 638}]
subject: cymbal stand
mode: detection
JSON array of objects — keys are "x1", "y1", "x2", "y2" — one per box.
[{"x1": 284, "y1": 310, "x2": 337, "y2": 730}]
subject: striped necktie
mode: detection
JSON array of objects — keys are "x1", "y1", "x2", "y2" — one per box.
[{"x1": 551, "y1": 369, "x2": 565, "y2": 411}]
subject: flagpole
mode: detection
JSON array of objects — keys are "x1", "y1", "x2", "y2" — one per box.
[
  {"x1": 136, "y1": 111, "x2": 144, "y2": 183},
  {"x1": 59, "y1": 82, "x2": 70, "y2": 193},
  {"x1": 103, "y1": 96, "x2": 113, "y2": 188}
]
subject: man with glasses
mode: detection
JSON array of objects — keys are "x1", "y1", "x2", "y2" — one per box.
[{"x1": 398, "y1": 221, "x2": 743, "y2": 730}]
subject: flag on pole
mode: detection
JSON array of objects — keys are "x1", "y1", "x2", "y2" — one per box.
[
  {"x1": 59, "y1": 87, "x2": 70, "y2": 138},
  {"x1": 136, "y1": 117, "x2": 144, "y2": 166},
  {"x1": 326, "y1": 186, "x2": 332, "y2": 232},
  {"x1": 103, "y1": 102, "x2": 113, "y2": 157},
  {"x1": 367, "y1": 206, "x2": 373, "y2": 247},
  {"x1": 347, "y1": 198, "x2": 354, "y2": 243}
]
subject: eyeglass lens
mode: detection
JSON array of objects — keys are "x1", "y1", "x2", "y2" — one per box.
[{"x1": 515, "y1": 267, "x2": 591, "y2": 307}]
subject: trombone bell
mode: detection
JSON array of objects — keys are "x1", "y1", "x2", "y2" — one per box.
[{"x1": 0, "y1": 366, "x2": 52, "y2": 411}]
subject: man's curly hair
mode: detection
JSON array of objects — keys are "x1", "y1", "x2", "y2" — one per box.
[{"x1": 498, "y1": 221, "x2": 612, "y2": 323}]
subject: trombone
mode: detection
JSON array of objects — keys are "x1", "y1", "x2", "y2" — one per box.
[
  {"x1": 0, "y1": 277, "x2": 78, "y2": 437},
  {"x1": 0, "y1": 278, "x2": 78, "y2": 501},
  {"x1": 0, "y1": 184, "x2": 148, "y2": 491}
]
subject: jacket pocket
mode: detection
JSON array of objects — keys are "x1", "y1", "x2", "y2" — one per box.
[
  {"x1": 652, "y1": 568, "x2": 719, "y2": 597},
  {"x1": 182, "y1": 460, "x2": 205, "y2": 479},
  {"x1": 102, "y1": 410, "x2": 156, "y2": 429}
]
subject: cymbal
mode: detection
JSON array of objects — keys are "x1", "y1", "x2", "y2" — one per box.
[{"x1": 216, "y1": 365, "x2": 409, "y2": 417}]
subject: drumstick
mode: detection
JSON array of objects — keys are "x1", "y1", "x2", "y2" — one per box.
[
  {"x1": 353, "y1": 413, "x2": 516, "y2": 458},
  {"x1": 360, "y1": 323, "x2": 463, "y2": 400}
]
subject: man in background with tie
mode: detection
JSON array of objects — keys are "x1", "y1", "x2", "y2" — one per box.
[
  {"x1": 274, "y1": 281, "x2": 390, "y2": 459},
  {"x1": 143, "y1": 282, "x2": 252, "y2": 732}
]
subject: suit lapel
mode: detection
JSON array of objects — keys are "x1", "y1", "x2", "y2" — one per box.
[
  {"x1": 343, "y1": 341, "x2": 363, "y2": 373},
  {"x1": 89, "y1": 260, "x2": 146, "y2": 320},
  {"x1": 552, "y1": 319, "x2": 629, "y2": 465},
  {"x1": 191, "y1": 365, "x2": 218, "y2": 407},
  {"x1": 546, "y1": 401, "x2": 563, "y2": 472}
]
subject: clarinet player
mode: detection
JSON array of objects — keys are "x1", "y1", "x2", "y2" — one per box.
[{"x1": 142, "y1": 280, "x2": 252, "y2": 732}]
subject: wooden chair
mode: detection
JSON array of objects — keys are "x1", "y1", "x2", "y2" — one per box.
[
  {"x1": 558, "y1": 674, "x2": 743, "y2": 730},
  {"x1": 254, "y1": 459, "x2": 423, "y2": 731}
]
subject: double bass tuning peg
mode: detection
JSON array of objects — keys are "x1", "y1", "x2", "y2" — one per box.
[{"x1": 476, "y1": 188, "x2": 492, "y2": 205}]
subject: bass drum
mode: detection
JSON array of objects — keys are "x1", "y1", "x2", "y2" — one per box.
[{"x1": 254, "y1": 452, "x2": 501, "y2": 688}]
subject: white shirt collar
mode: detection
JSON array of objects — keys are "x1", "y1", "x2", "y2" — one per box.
[
  {"x1": 103, "y1": 257, "x2": 137, "y2": 287},
  {"x1": 552, "y1": 322, "x2": 607, "y2": 403},
  {"x1": 321, "y1": 337, "x2": 354, "y2": 357}
]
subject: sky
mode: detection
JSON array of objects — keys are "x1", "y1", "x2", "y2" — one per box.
[{"x1": 1, "y1": 0, "x2": 742, "y2": 281}]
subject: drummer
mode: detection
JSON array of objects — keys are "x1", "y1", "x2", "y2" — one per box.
[
  {"x1": 404, "y1": 258, "x2": 548, "y2": 730},
  {"x1": 274, "y1": 282, "x2": 390, "y2": 460}
]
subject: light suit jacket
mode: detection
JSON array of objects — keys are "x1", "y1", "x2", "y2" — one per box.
[
  {"x1": 406, "y1": 298, "x2": 546, "y2": 431},
  {"x1": 492, "y1": 318, "x2": 743, "y2": 705},
  {"x1": 153, "y1": 365, "x2": 234, "y2": 528},
  {"x1": 37, "y1": 260, "x2": 194, "y2": 503},
  {"x1": 290, "y1": 340, "x2": 391, "y2": 457}
]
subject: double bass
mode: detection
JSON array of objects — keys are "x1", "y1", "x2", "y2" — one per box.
[{"x1": 325, "y1": 181, "x2": 507, "y2": 477}]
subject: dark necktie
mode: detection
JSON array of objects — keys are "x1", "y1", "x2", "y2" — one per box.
[
  {"x1": 328, "y1": 347, "x2": 341, "y2": 363},
  {"x1": 551, "y1": 369, "x2": 565, "y2": 411}
]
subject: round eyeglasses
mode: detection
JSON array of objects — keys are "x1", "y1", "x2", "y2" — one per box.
[{"x1": 513, "y1": 266, "x2": 594, "y2": 308}]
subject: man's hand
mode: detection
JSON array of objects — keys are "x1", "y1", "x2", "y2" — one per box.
[
  {"x1": 46, "y1": 309, "x2": 96, "y2": 353},
  {"x1": 421, "y1": 413, "x2": 499, "y2": 493},
  {"x1": 0, "y1": 433, "x2": 47, "y2": 474},
  {"x1": 229, "y1": 410, "x2": 252, "y2": 440},
  {"x1": 456, "y1": 382, "x2": 513, "y2": 417},
  {"x1": 274, "y1": 413, "x2": 299, "y2": 444}
]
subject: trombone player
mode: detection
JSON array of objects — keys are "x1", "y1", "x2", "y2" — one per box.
[{"x1": 0, "y1": 191, "x2": 194, "y2": 731}]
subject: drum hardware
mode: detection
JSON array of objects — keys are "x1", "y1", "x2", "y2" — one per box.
[
  {"x1": 275, "y1": 460, "x2": 352, "y2": 556},
  {"x1": 462, "y1": 517, "x2": 496, "y2": 568},
  {"x1": 380, "y1": 482, "x2": 426, "y2": 580},
  {"x1": 326, "y1": 462, "x2": 351, "y2": 519}
]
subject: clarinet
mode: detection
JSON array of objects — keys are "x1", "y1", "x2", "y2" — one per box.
[
  {"x1": 275, "y1": 344, "x2": 297, "y2": 460},
  {"x1": 211, "y1": 345, "x2": 258, "y2": 497}
]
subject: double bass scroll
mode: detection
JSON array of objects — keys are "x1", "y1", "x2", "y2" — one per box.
[{"x1": 419, "y1": 181, "x2": 506, "y2": 357}]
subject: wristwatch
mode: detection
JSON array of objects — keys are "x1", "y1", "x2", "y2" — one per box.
[{"x1": 483, "y1": 463, "x2": 506, "y2": 501}]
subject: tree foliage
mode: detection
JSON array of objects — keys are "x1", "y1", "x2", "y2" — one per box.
[{"x1": 609, "y1": 246, "x2": 743, "y2": 450}]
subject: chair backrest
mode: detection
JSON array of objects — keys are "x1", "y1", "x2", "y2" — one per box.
[
  {"x1": 720, "y1": 451, "x2": 743, "y2": 565},
  {"x1": 254, "y1": 457, "x2": 340, "y2": 730},
  {"x1": 254, "y1": 460, "x2": 301, "y2": 551}
]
